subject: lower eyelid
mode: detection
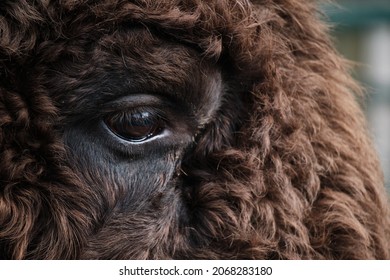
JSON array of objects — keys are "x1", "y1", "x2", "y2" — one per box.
[{"x1": 102, "y1": 121, "x2": 171, "y2": 148}]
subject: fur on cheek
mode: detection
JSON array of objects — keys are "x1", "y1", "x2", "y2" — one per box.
[{"x1": 0, "y1": 88, "x2": 100, "y2": 259}]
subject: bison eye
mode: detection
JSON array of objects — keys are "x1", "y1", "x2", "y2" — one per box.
[{"x1": 104, "y1": 110, "x2": 165, "y2": 142}]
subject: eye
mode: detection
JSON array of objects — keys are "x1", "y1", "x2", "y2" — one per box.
[{"x1": 104, "y1": 110, "x2": 165, "y2": 142}]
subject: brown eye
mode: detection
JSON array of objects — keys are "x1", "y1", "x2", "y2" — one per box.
[{"x1": 104, "y1": 110, "x2": 164, "y2": 142}]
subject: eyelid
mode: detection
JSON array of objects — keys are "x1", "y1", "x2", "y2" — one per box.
[
  {"x1": 107, "y1": 105, "x2": 166, "y2": 118},
  {"x1": 103, "y1": 105, "x2": 169, "y2": 129},
  {"x1": 100, "y1": 94, "x2": 167, "y2": 114}
]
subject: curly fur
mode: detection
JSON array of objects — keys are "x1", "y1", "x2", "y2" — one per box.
[{"x1": 1, "y1": 0, "x2": 390, "y2": 259}]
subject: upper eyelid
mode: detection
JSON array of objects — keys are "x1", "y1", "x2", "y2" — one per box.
[
  {"x1": 107, "y1": 107, "x2": 168, "y2": 122},
  {"x1": 99, "y1": 94, "x2": 166, "y2": 113}
]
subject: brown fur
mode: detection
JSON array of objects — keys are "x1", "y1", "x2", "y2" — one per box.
[{"x1": 1, "y1": 0, "x2": 390, "y2": 259}]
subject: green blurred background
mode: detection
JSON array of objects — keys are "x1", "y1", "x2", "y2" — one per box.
[{"x1": 320, "y1": 0, "x2": 390, "y2": 192}]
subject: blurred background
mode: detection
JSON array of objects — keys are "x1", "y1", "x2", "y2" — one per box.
[{"x1": 320, "y1": 0, "x2": 390, "y2": 193}]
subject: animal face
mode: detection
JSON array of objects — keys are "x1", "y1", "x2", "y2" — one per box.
[
  {"x1": 54, "y1": 28, "x2": 223, "y2": 211},
  {"x1": 1, "y1": 0, "x2": 389, "y2": 260},
  {"x1": 36, "y1": 26, "x2": 230, "y2": 258}
]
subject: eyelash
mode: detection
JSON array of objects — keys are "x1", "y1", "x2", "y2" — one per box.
[{"x1": 103, "y1": 107, "x2": 167, "y2": 143}]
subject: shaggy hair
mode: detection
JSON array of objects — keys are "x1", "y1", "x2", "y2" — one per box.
[{"x1": 1, "y1": 0, "x2": 390, "y2": 259}]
